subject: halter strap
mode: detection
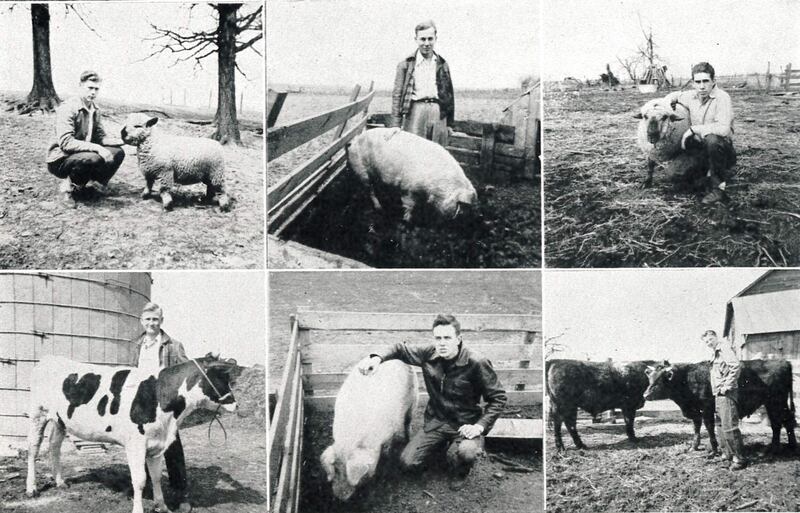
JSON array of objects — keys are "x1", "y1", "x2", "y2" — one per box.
[{"x1": 191, "y1": 359, "x2": 233, "y2": 401}]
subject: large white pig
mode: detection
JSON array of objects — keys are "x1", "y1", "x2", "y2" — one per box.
[
  {"x1": 320, "y1": 360, "x2": 417, "y2": 501},
  {"x1": 346, "y1": 127, "x2": 478, "y2": 223}
]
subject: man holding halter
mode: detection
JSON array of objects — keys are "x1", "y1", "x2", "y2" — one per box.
[{"x1": 131, "y1": 302, "x2": 192, "y2": 513}]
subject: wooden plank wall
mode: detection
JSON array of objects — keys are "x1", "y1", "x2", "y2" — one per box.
[
  {"x1": 295, "y1": 310, "x2": 543, "y2": 412},
  {"x1": 366, "y1": 114, "x2": 527, "y2": 182}
]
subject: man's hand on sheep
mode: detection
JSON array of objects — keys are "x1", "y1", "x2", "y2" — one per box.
[
  {"x1": 458, "y1": 424, "x2": 484, "y2": 439},
  {"x1": 680, "y1": 128, "x2": 702, "y2": 150},
  {"x1": 94, "y1": 145, "x2": 114, "y2": 164},
  {"x1": 357, "y1": 355, "x2": 382, "y2": 376}
]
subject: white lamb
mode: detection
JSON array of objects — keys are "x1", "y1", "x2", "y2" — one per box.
[
  {"x1": 634, "y1": 99, "x2": 691, "y2": 187},
  {"x1": 346, "y1": 127, "x2": 477, "y2": 223},
  {"x1": 320, "y1": 360, "x2": 417, "y2": 501},
  {"x1": 121, "y1": 113, "x2": 230, "y2": 211}
]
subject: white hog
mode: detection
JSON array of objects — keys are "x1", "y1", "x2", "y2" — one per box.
[
  {"x1": 347, "y1": 127, "x2": 478, "y2": 223},
  {"x1": 320, "y1": 360, "x2": 417, "y2": 501}
]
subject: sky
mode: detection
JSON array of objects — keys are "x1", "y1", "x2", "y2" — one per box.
[
  {"x1": 266, "y1": 0, "x2": 539, "y2": 90},
  {"x1": 0, "y1": 2, "x2": 264, "y2": 112},
  {"x1": 545, "y1": 269, "x2": 766, "y2": 363},
  {"x1": 150, "y1": 271, "x2": 265, "y2": 367},
  {"x1": 543, "y1": 0, "x2": 799, "y2": 81}
]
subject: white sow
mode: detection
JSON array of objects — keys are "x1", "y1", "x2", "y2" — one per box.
[{"x1": 320, "y1": 360, "x2": 417, "y2": 501}]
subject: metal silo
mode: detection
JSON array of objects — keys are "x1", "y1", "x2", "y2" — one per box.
[{"x1": 0, "y1": 272, "x2": 151, "y2": 444}]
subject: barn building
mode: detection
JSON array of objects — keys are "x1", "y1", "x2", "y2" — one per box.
[
  {"x1": 0, "y1": 272, "x2": 151, "y2": 447},
  {"x1": 724, "y1": 270, "x2": 800, "y2": 359}
]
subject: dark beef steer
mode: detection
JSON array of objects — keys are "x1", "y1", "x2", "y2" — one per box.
[
  {"x1": 643, "y1": 360, "x2": 797, "y2": 455},
  {"x1": 546, "y1": 359, "x2": 655, "y2": 451}
]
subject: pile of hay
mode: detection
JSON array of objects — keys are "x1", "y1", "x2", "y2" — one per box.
[{"x1": 232, "y1": 364, "x2": 266, "y2": 427}]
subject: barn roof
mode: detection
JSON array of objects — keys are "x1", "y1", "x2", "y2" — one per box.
[{"x1": 725, "y1": 289, "x2": 800, "y2": 336}]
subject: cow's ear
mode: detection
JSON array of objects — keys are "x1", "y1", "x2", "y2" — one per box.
[
  {"x1": 666, "y1": 368, "x2": 675, "y2": 380},
  {"x1": 662, "y1": 360, "x2": 670, "y2": 366},
  {"x1": 633, "y1": 112, "x2": 644, "y2": 119},
  {"x1": 645, "y1": 366, "x2": 654, "y2": 376}
]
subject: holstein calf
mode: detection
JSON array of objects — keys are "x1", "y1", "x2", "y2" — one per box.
[
  {"x1": 26, "y1": 355, "x2": 237, "y2": 513},
  {"x1": 643, "y1": 360, "x2": 797, "y2": 455},
  {"x1": 546, "y1": 359, "x2": 655, "y2": 451},
  {"x1": 320, "y1": 360, "x2": 417, "y2": 501}
]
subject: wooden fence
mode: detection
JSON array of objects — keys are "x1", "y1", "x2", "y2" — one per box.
[
  {"x1": 267, "y1": 85, "x2": 375, "y2": 237},
  {"x1": 269, "y1": 309, "x2": 542, "y2": 512},
  {"x1": 780, "y1": 63, "x2": 800, "y2": 92}
]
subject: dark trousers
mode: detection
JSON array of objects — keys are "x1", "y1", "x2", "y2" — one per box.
[
  {"x1": 717, "y1": 394, "x2": 745, "y2": 461},
  {"x1": 47, "y1": 146, "x2": 125, "y2": 186},
  {"x1": 400, "y1": 422, "x2": 483, "y2": 476},
  {"x1": 679, "y1": 134, "x2": 736, "y2": 187},
  {"x1": 146, "y1": 432, "x2": 188, "y2": 498}
]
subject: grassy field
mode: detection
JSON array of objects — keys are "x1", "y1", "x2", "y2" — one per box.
[
  {"x1": 544, "y1": 88, "x2": 800, "y2": 267},
  {"x1": 0, "y1": 92, "x2": 264, "y2": 269},
  {"x1": 547, "y1": 417, "x2": 800, "y2": 512}
]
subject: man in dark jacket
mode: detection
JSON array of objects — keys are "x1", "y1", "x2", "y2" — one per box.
[
  {"x1": 46, "y1": 70, "x2": 125, "y2": 203},
  {"x1": 358, "y1": 314, "x2": 507, "y2": 490},
  {"x1": 390, "y1": 20, "x2": 455, "y2": 146},
  {"x1": 130, "y1": 302, "x2": 192, "y2": 513}
]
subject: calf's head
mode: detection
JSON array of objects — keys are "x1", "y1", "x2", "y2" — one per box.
[
  {"x1": 121, "y1": 113, "x2": 158, "y2": 146},
  {"x1": 643, "y1": 361, "x2": 674, "y2": 400},
  {"x1": 189, "y1": 354, "x2": 239, "y2": 413}
]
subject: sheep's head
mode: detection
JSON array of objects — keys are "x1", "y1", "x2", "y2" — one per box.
[
  {"x1": 121, "y1": 113, "x2": 159, "y2": 146},
  {"x1": 634, "y1": 101, "x2": 684, "y2": 144}
]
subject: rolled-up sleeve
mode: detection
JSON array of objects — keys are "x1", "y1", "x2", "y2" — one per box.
[
  {"x1": 56, "y1": 104, "x2": 97, "y2": 154},
  {"x1": 475, "y1": 359, "x2": 507, "y2": 431}
]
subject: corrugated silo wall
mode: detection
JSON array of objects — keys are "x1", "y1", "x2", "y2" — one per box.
[{"x1": 0, "y1": 272, "x2": 151, "y2": 442}]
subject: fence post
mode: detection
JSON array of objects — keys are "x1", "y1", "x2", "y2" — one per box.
[
  {"x1": 336, "y1": 84, "x2": 362, "y2": 138},
  {"x1": 267, "y1": 90, "x2": 288, "y2": 129},
  {"x1": 785, "y1": 63, "x2": 792, "y2": 92},
  {"x1": 524, "y1": 84, "x2": 540, "y2": 179},
  {"x1": 765, "y1": 62, "x2": 771, "y2": 93},
  {"x1": 480, "y1": 123, "x2": 497, "y2": 180}
]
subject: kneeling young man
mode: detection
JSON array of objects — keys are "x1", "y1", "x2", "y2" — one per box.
[
  {"x1": 46, "y1": 70, "x2": 125, "y2": 203},
  {"x1": 358, "y1": 314, "x2": 507, "y2": 490},
  {"x1": 664, "y1": 62, "x2": 736, "y2": 204}
]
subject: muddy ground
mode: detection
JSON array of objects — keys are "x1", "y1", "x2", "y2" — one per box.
[
  {"x1": 544, "y1": 88, "x2": 800, "y2": 267},
  {"x1": 0, "y1": 92, "x2": 264, "y2": 269},
  {"x1": 546, "y1": 417, "x2": 800, "y2": 512},
  {"x1": 0, "y1": 416, "x2": 266, "y2": 513},
  {"x1": 301, "y1": 403, "x2": 542, "y2": 513}
]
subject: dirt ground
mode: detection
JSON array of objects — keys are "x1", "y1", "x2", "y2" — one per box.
[
  {"x1": 0, "y1": 417, "x2": 266, "y2": 513},
  {"x1": 0, "y1": 92, "x2": 264, "y2": 269},
  {"x1": 300, "y1": 403, "x2": 542, "y2": 513},
  {"x1": 268, "y1": 90, "x2": 540, "y2": 269},
  {"x1": 546, "y1": 417, "x2": 800, "y2": 512},
  {"x1": 544, "y1": 88, "x2": 800, "y2": 267}
]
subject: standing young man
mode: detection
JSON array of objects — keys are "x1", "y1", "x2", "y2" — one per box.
[
  {"x1": 131, "y1": 302, "x2": 192, "y2": 513},
  {"x1": 46, "y1": 70, "x2": 125, "y2": 202},
  {"x1": 703, "y1": 329, "x2": 747, "y2": 470},
  {"x1": 358, "y1": 314, "x2": 507, "y2": 490},
  {"x1": 665, "y1": 62, "x2": 736, "y2": 204},
  {"x1": 390, "y1": 20, "x2": 455, "y2": 146}
]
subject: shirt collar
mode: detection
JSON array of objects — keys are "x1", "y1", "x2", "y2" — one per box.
[{"x1": 415, "y1": 50, "x2": 438, "y2": 66}]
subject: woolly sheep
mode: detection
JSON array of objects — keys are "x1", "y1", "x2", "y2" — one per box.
[
  {"x1": 634, "y1": 99, "x2": 692, "y2": 187},
  {"x1": 346, "y1": 127, "x2": 478, "y2": 223},
  {"x1": 320, "y1": 360, "x2": 417, "y2": 501},
  {"x1": 120, "y1": 113, "x2": 230, "y2": 211}
]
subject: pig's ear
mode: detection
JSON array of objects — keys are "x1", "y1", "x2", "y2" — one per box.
[
  {"x1": 346, "y1": 449, "x2": 373, "y2": 487},
  {"x1": 320, "y1": 446, "x2": 336, "y2": 482}
]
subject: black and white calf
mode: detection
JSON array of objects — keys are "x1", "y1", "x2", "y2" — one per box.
[{"x1": 26, "y1": 354, "x2": 237, "y2": 513}]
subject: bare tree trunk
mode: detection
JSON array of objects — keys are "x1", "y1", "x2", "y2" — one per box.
[
  {"x1": 24, "y1": 4, "x2": 60, "y2": 113},
  {"x1": 211, "y1": 3, "x2": 241, "y2": 145}
]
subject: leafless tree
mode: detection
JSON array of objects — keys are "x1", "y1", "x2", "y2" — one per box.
[{"x1": 146, "y1": 3, "x2": 263, "y2": 145}]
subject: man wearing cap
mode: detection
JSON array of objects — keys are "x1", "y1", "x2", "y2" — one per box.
[
  {"x1": 390, "y1": 20, "x2": 455, "y2": 146},
  {"x1": 664, "y1": 62, "x2": 736, "y2": 204},
  {"x1": 703, "y1": 329, "x2": 747, "y2": 470},
  {"x1": 46, "y1": 70, "x2": 125, "y2": 203},
  {"x1": 131, "y1": 302, "x2": 193, "y2": 513},
  {"x1": 357, "y1": 313, "x2": 507, "y2": 490}
]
